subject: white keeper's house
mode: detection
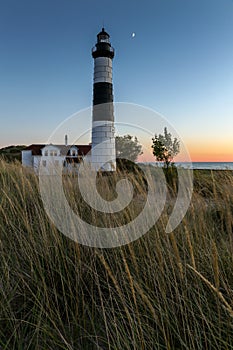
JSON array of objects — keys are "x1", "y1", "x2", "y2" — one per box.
[{"x1": 22, "y1": 140, "x2": 91, "y2": 174}]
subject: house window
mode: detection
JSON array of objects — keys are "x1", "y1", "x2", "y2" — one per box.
[
  {"x1": 49, "y1": 150, "x2": 58, "y2": 156},
  {"x1": 45, "y1": 150, "x2": 48, "y2": 156},
  {"x1": 42, "y1": 160, "x2": 46, "y2": 167},
  {"x1": 72, "y1": 150, "x2": 76, "y2": 156}
]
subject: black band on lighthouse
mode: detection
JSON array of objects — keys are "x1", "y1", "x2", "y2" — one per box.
[{"x1": 93, "y1": 82, "x2": 113, "y2": 105}]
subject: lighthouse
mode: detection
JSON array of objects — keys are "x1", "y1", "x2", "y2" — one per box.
[{"x1": 91, "y1": 28, "x2": 116, "y2": 171}]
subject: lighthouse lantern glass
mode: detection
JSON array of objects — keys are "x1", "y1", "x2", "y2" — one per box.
[{"x1": 98, "y1": 34, "x2": 110, "y2": 43}]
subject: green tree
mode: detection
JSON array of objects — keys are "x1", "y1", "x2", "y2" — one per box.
[
  {"x1": 0, "y1": 145, "x2": 26, "y2": 162},
  {"x1": 116, "y1": 134, "x2": 143, "y2": 162},
  {"x1": 151, "y1": 127, "x2": 180, "y2": 169}
]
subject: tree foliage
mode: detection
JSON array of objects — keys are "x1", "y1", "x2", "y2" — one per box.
[
  {"x1": 116, "y1": 135, "x2": 143, "y2": 162},
  {"x1": 0, "y1": 145, "x2": 26, "y2": 162},
  {"x1": 151, "y1": 127, "x2": 180, "y2": 168}
]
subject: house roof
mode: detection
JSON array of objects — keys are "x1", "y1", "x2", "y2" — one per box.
[{"x1": 23, "y1": 144, "x2": 91, "y2": 156}]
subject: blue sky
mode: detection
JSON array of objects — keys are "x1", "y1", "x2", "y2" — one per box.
[{"x1": 1, "y1": 0, "x2": 233, "y2": 160}]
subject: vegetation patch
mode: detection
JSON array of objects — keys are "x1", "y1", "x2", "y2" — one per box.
[
  {"x1": 0, "y1": 145, "x2": 26, "y2": 162},
  {"x1": 0, "y1": 160, "x2": 233, "y2": 349}
]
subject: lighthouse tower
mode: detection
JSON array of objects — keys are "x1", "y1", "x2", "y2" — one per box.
[{"x1": 91, "y1": 28, "x2": 116, "y2": 171}]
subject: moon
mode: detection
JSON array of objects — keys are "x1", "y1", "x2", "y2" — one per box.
[{"x1": 131, "y1": 32, "x2": 136, "y2": 38}]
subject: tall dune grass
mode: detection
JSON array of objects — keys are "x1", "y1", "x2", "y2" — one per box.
[{"x1": 0, "y1": 159, "x2": 233, "y2": 349}]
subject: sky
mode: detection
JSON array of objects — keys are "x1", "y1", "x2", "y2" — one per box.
[{"x1": 0, "y1": 0, "x2": 233, "y2": 161}]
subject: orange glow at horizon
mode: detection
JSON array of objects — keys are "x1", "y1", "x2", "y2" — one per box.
[
  {"x1": 184, "y1": 140, "x2": 233, "y2": 162},
  {"x1": 137, "y1": 139, "x2": 233, "y2": 163}
]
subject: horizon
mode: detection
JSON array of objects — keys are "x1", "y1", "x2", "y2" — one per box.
[
  {"x1": 1, "y1": 143, "x2": 233, "y2": 164},
  {"x1": 0, "y1": 0, "x2": 233, "y2": 162}
]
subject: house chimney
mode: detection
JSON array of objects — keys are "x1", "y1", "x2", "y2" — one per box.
[{"x1": 65, "y1": 135, "x2": 68, "y2": 146}]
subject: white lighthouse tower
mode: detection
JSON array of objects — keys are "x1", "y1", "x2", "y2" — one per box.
[{"x1": 91, "y1": 28, "x2": 116, "y2": 171}]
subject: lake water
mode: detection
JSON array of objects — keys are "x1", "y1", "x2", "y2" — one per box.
[
  {"x1": 176, "y1": 162, "x2": 233, "y2": 170},
  {"x1": 142, "y1": 162, "x2": 233, "y2": 170}
]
